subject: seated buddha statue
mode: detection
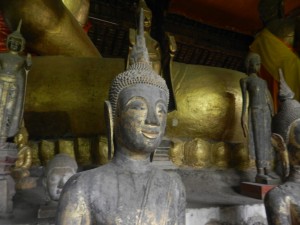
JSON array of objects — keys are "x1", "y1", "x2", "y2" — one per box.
[
  {"x1": 11, "y1": 120, "x2": 34, "y2": 189},
  {"x1": 265, "y1": 118, "x2": 300, "y2": 225},
  {"x1": 56, "y1": 11, "x2": 186, "y2": 225}
]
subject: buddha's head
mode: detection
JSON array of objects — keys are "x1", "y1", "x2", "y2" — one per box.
[
  {"x1": 43, "y1": 153, "x2": 78, "y2": 201},
  {"x1": 14, "y1": 120, "x2": 28, "y2": 148},
  {"x1": 109, "y1": 10, "x2": 169, "y2": 154},
  {"x1": 287, "y1": 119, "x2": 300, "y2": 166},
  {"x1": 278, "y1": 70, "x2": 295, "y2": 101},
  {"x1": 6, "y1": 20, "x2": 25, "y2": 53},
  {"x1": 245, "y1": 52, "x2": 261, "y2": 75}
]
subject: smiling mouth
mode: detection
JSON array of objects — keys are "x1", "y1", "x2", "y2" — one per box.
[{"x1": 142, "y1": 131, "x2": 159, "y2": 139}]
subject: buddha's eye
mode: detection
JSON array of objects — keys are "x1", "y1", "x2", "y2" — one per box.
[
  {"x1": 126, "y1": 97, "x2": 147, "y2": 111},
  {"x1": 129, "y1": 101, "x2": 146, "y2": 110},
  {"x1": 156, "y1": 103, "x2": 167, "y2": 115}
]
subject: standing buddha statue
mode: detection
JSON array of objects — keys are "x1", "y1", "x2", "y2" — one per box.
[{"x1": 0, "y1": 20, "x2": 31, "y2": 218}]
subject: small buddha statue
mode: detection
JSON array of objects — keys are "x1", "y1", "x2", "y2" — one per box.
[
  {"x1": 11, "y1": 120, "x2": 34, "y2": 189},
  {"x1": 240, "y1": 52, "x2": 276, "y2": 183},
  {"x1": 38, "y1": 153, "x2": 77, "y2": 223},
  {"x1": 56, "y1": 10, "x2": 186, "y2": 225},
  {"x1": 0, "y1": 20, "x2": 31, "y2": 218},
  {"x1": 265, "y1": 118, "x2": 300, "y2": 225},
  {"x1": 43, "y1": 153, "x2": 78, "y2": 203},
  {"x1": 0, "y1": 20, "x2": 31, "y2": 144}
]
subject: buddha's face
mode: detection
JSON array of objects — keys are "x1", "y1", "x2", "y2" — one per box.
[
  {"x1": 246, "y1": 54, "x2": 261, "y2": 74},
  {"x1": 288, "y1": 119, "x2": 300, "y2": 165},
  {"x1": 7, "y1": 37, "x2": 23, "y2": 52},
  {"x1": 46, "y1": 167, "x2": 75, "y2": 201},
  {"x1": 115, "y1": 84, "x2": 168, "y2": 153}
]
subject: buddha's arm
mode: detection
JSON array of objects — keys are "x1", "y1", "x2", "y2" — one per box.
[
  {"x1": 264, "y1": 188, "x2": 291, "y2": 225},
  {"x1": 240, "y1": 78, "x2": 248, "y2": 137},
  {"x1": 173, "y1": 175, "x2": 186, "y2": 225},
  {"x1": 56, "y1": 175, "x2": 91, "y2": 225}
]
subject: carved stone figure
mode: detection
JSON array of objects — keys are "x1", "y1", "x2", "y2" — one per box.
[
  {"x1": 240, "y1": 52, "x2": 275, "y2": 183},
  {"x1": 0, "y1": 20, "x2": 31, "y2": 218},
  {"x1": 56, "y1": 11, "x2": 186, "y2": 225},
  {"x1": 0, "y1": 20, "x2": 31, "y2": 143},
  {"x1": 272, "y1": 70, "x2": 300, "y2": 178},
  {"x1": 43, "y1": 153, "x2": 78, "y2": 202},
  {"x1": 38, "y1": 153, "x2": 77, "y2": 223},
  {"x1": 265, "y1": 118, "x2": 300, "y2": 225}
]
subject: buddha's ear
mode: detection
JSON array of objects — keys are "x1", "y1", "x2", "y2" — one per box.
[{"x1": 104, "y1": 101, "x2": 114, "y2": 160}]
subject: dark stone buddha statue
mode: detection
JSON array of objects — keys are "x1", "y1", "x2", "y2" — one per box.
[
  {"x1": 56, "y1": 10, "x2": 186, "y2": 225},
  {"x1": 265, "y1": 118, "x2": 300, "y2": 225},
  {"x1": 240, "y1": 52, "x2": 275, "y2": 183}
]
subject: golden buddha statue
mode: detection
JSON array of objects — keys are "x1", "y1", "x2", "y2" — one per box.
[
  {"x1": 11, "y1": 120, "x2": 34, "y2": 189},
  {"x1": 0, "y1": 0, "x2": 100, "y2": 57},
  {"x1": 0, "y1": 0, "x2": 249, "y2": 170},
  {"x1": 128, "y1": 0, "x2": 162, "y2": 75},
  {"x1": 56, "y1": 11, "x2": 186, "y2": 225}
]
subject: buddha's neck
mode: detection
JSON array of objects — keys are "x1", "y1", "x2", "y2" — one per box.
[
  {"x1": 288, "y1": 165, "x2": 300, "y2": 182},
  {"x1": 113, "y1": 147, "x2": 152, "y2": 174}
]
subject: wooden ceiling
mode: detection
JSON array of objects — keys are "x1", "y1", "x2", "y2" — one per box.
[
  {"x1": 86, "y1": 0, "x2": 300, "y2": 72},
  {"x1": 87, "y1": 0, "x2": 255, "y2": 73}
]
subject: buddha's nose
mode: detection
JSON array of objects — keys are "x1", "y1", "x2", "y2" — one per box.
[
  {"x1": 58, "y1": 176, "x2": 68, "y2": 189},
  {"x1": 145, "y1": 107, "x2": 159, "y2": 126}
]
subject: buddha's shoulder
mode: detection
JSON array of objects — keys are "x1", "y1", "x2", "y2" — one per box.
[
  {"x1": 153, "y1": 169, "x2": 184, "y2": 187},
  {"x1": 66, "y1": 163, "x2": 118, "y2": 187}
]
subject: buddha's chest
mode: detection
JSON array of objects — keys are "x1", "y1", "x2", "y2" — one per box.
[
  {"x1": 0, "y1": 55, "x2": 24, "y2": 75},
  {"x1": 90, "y1": 172, "x2": 173, "y2": 225}
]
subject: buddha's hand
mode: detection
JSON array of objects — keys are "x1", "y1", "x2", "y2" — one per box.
[
  {"x1": 26, "y1": 54, "x2": 32, "y2": 71},
  {"x1": 241, "y1": 115, "x2": 248, "y2": 137}
]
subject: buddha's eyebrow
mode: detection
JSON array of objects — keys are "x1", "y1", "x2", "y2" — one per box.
[{"x1": 125, "y1": 96, "x2": 146, "y2": 107}]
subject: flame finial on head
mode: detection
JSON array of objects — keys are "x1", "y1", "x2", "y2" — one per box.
[
  {"x1": 129, "y1": 9, "x2": 150, "y2": 66},
  {"x1": 278, "y1": 68, "x2": 294, "y2": 100},
  {"x1": 6, "y1": 19, "x2": 25, "y2": 52},
  {"x1": 108, "y1": 9, "x2": 169, "y2": 119}
]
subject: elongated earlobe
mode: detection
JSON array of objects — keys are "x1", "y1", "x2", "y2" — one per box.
[{"x1": 104, "y1": 100, "x2": 114, "y2": 160}]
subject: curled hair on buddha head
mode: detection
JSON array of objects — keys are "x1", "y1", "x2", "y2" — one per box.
[
  {"x1": 44, "y1": 153, "x2": 78, "y2": 178},
  {"x1": 108, "y1": 9, "x2": 169, "y2": 119},
  {"x1": 6, "y1": 19, "x2": 25, "y2": 52}
]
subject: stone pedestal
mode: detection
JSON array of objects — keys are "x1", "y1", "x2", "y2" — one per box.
[
  {"x1": 37, "y1": 203, "x2": 57, "y2": 225},
  {"x1": 240, "y1": 182, "x2": 276, "y2": 200},
  {"x1": 186, "y1": 204, "x2": 268, "y2": 225},
  {"x1": 0, "y1": 143, "x2": 18, "y2": 218}
]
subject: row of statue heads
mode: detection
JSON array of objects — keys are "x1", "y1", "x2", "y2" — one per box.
[{"x1": 1, "y1": 2, "x2": 300, "y2": 225}]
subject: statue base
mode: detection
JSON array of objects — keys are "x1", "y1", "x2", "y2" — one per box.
[
  {"x1": 0, "y1": 179, "x2": 13, "y2": 219},
  {"x1": 37, "y1": 203, "x2": 57, "y2": 225},
  {"x1": 240, "y1": 182, "x2": 276, "y2": 200},
  {"x1": 255, "y1": 175, "x2": 281, "y2": 185}
]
